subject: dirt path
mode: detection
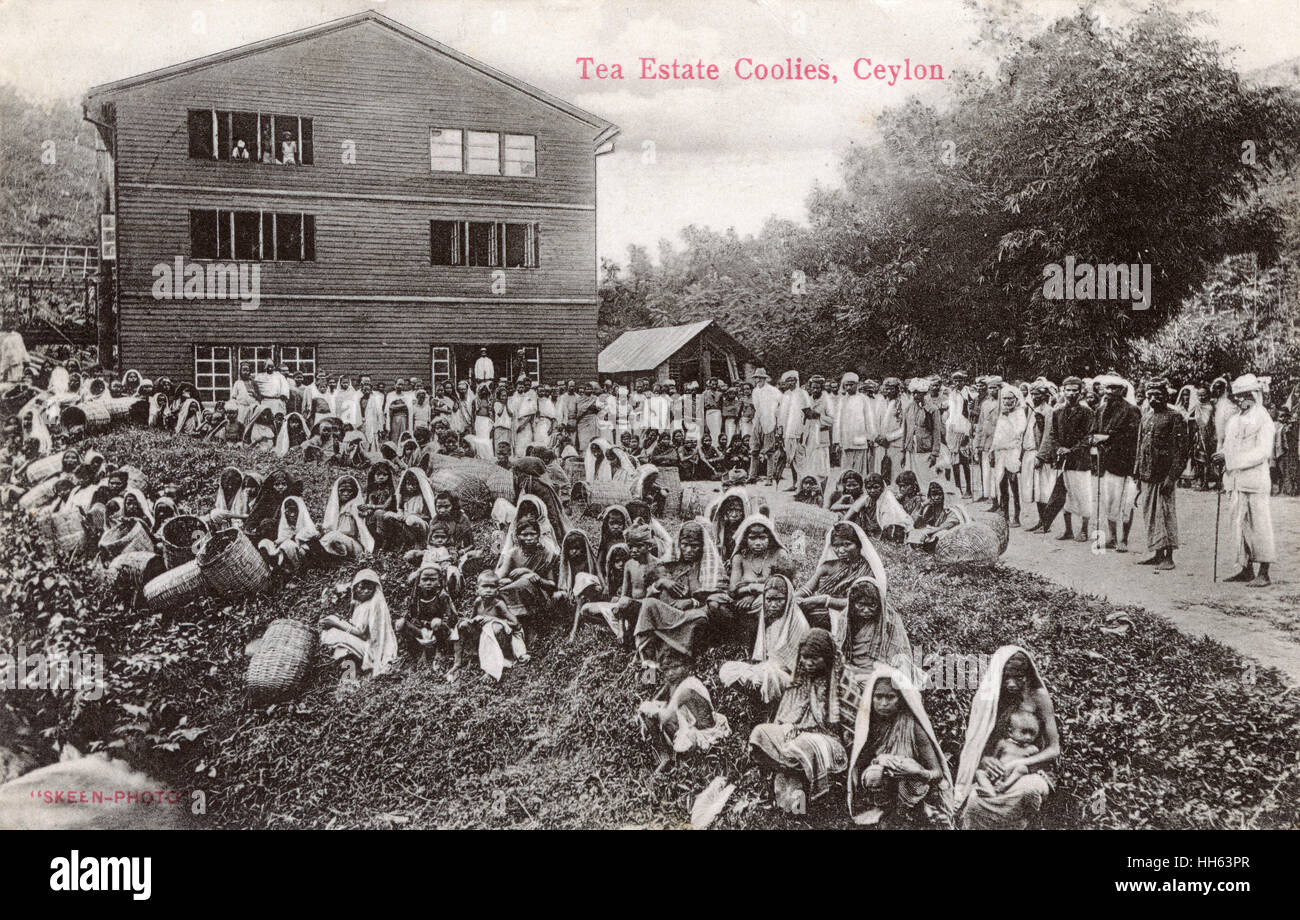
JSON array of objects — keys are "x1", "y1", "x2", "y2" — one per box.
[{"x1": 1002, "y1": 488, "x2": 1300, "y2": 685}]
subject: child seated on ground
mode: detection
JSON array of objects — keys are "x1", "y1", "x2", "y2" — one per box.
[
  {"x1": 319, "y1": 569, "x2": 398, "y2": 689},
  {"x1": 462, "y1": 570, "x2": 528, "y2": 682},
  {"x1": 975, "y1": 709, "x2": 1041, "y2": 796},
  {"x1": 794, "y1": 475, "x2": 824, "y2": 505},
  {"x1": 638, "y1": 647, "x2": 731, "y2": 772},
  {"x1": 396, "y1": 565, "x2": 461, "y2": 676}
]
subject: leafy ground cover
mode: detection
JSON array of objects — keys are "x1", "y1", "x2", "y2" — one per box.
[{"x1": 2, "y1": 428, "x2": 1298, "y2": 828}]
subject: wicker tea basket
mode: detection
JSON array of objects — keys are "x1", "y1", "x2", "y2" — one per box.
[
  {"x1": 425, "y1": 468, "x2": 494, "y2": 521},
  {"x1": 581, "y1": 479, "x2": 638, "y2": 509},
  {"x1": 108, "y1": 551, "x2": 166, "y2": 598},
  {"x1": 247, "y1": 618, "x2": 318, "y2": 704},
  {"x1": 680, "y1": 484, "x2": 720, "y2": 520},
  {"x1": 969, "y1": 510, "x2": 1010, "y2": 555},
  {"x1": 37, "y1": 506, "x2": 86, "y2": 557},
  {"x1": 97, "y1": 519, "x2": 155, "y2": 564},
  {"x1": 935, "y1": 522, "x2": 1000, "y2": 567},
  {"x1": 486, "y1": 467, "x2": 515, "y2": 504},
  {"x1": 106, "y1": 397, "x2": 150, "y2": 425},
  {"x1": 23, "y1": 454, "x2": 64, "y2": 484},
  {"x1": 563, "y1": 455, "x2": 586, "y2": 484},
  {"x1": 60, "y1": 402, "x2": 112, "y2": 434},
  {"x1": 143, "y1": 559, "x2": 206, "y2": 610},
  {"x1": 770, "y1": 501, "x2": 839, "y2": 543},
  {"x1": 196, "y1": 528, "x2": 269, "y2": 599},
  {"x1": 161, "y1": 515, "x2": 209, "y2": 569},
  {"x1": 655, "y1": 466, "x2": 683, "y2": 516}
]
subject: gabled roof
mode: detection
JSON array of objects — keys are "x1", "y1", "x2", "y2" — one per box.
[
  {"x1": 84, "y1": 9, "x2": 616, "y2": 138},
  {"x1": 599, "y1": 319, "x2": 756, "y2": 374}
]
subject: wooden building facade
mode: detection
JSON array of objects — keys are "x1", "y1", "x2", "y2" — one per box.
[{"x1": 83, "y1": 10, "x2": 616, "y2": 404}]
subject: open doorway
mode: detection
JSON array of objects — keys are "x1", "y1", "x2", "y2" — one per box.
[{"x1": 432, "y1": 344, "x2": 539, "y2": 390}]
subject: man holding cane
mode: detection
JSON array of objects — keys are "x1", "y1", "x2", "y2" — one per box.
[{"x1": 1214, "y1": 374, "x2": 1277, "y2": 587}]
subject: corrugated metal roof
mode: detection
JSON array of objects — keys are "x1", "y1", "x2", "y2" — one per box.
[{"x1": 598, "y1": 320, "x2": 713, "y2": 374}]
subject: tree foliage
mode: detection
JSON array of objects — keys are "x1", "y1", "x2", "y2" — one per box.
[{"x1": 600, "y1": 4, "x2": 1300, "y2": 378}]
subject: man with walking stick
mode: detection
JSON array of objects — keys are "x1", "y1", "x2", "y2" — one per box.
[{"x1": 1214, "y1": 374, "x2": 1277, "y2": 588}]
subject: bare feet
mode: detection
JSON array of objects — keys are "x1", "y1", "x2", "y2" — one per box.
[{"x1": 1224, "y1": 566, "x2": 1255, "y2": 583}]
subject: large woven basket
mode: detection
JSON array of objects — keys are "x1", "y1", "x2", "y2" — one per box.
[
  {"x1": 108, "y1": 551, "x2": 165, "y2": 598},
  {"x1": 23, "y1": 454, "x2": 64, "y2": 484},
  {"x1": 582, "y1": 479, "x2": 637, "y2": 508},
  {"x1": 143, "y1": 559, "x2": 206, "y2": 610},
  {"x1": 935, "y1": 522, "x2": 1000, "y2": 567},
  {"x1": 771, "y1": 501, "x2": 839, "y2": 543},
  {"x1": 563, "y1": 455, "x2": 586, "y2": 483},
  {"x1": 680, "y1": 484, "x2": 719, "y2": 520},
  {"x1": 106, "y1": 397, "x2": 150, "y2": 425},
  {"x1": 18, "y1": 477, "x2": 59, "y2": 512},
  {"x1": 60, "y1": 402, "x2": 111, "y2": 434},
  {"x1": 37, "y1": 506, "x2": 85, "y2": 557},
  {"x1": 656, "y1": 466, "x2": 683, "y2": 516},
  {"x1": 425, "y1": 468, "x2": 494, "y2": 521},
  {"x1": 196, "y1": 528, "x2": 269, "y2": 599},
  {"x1": 486, "y1": 467, "x2": 515, "y2": 504},
  {"x1": 161, "y1": 515, "x2": 208, "y2": 569},
  {"x1": 97, "y1": 519, "x2": 154, "y2": 563},
  {"x1": 970, "y1": 510, "x2": 1010, "y2": 555},
  {"x1": 247, "y1": 618, "x2": 318, "y2": 704}
]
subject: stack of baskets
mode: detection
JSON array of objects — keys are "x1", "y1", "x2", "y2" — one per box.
[
  {"x1": 160, "y1": 515, "x2": 209, "y2": 569},
  {"x1": 96, "y1": 519, "x2": 155, "y2": 564},
  {"x1": 247, "y1": 618, "x2": 317, "y2": 704},
  {"x1": 196, "y1": 528, "x2": 270, "y2": 599},
  {"x1": 581, "y1": 479, "x2": 637, "y2": 508}
]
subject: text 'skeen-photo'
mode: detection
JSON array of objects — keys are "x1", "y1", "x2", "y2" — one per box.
[{"x1": 0, "y1": 0, "x2": 1296, "y2": 901}]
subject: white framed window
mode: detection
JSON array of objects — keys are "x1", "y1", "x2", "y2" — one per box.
[
  {"x1": 430, "y1": 128, "x2": 464, "y2": 172},
  {"x1": 466, "y1": 130, "x2": 501, "y2": 175},
  {"x1": 431, "y1": 346, "x2": 452, "y2": 390},
  {"x1": 503, "y1": 134, "x2": 536, "y2": 177},
  {"x1": 238, "y1": 345, "x2": 275, "y2": 373},
  {"x1": 194, "y1": 345, "x2": 233, "y2": 405},
  {"x1": 279, "y1": 345, "x2": 316, "y2": 377}
]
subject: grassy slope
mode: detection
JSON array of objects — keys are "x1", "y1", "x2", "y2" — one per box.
[{"x1": 3, "y1": 428, "x2": 1298, "y2": 829}]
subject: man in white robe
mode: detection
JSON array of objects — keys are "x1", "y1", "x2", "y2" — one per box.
[
  {"x1": 748, "y1": 368, "x2": 783, "y2": 483},
  {"x1": 776, "y1": 370, "x2": 808, "y2": 490},
  {"x1": 1215, "y1": 374, "x2": 1276, "y2": 587},
  {"x1": 834, "y1": 372, "x2": 875, "y2": 476}
]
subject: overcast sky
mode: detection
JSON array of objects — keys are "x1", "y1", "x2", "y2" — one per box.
[{"x1": 2, "y1": 0, "x2": 1297, "y2": 264}]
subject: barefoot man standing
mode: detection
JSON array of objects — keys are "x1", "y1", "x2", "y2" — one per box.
[{"x1": 1215, "y1": 373, "x2": 1276, "y2": 588}]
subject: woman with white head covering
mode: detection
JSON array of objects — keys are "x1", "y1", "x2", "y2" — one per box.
[
  {"x1": 259, "y1": 495, "x2": 320, "y2": 573},
  {"x1": 719, "y1": 573, "x2": 809, "y2": 702},
  {"x1": 848, "y1": 664, "x2": 953, "y2": 827},
  {"x1": 319, "y1": 474, "x2": 375, "y2": 559},
  {"x1": 956, "y1": 646, "x2": 1060, "y2": 829},
  {"x1": 319, "y1": 568, "x2": 398, "y2": 680}
]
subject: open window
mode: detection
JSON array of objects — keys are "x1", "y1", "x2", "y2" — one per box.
[{"x1": 186, "y1": 109, "x2": 312, "y2": 164}]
